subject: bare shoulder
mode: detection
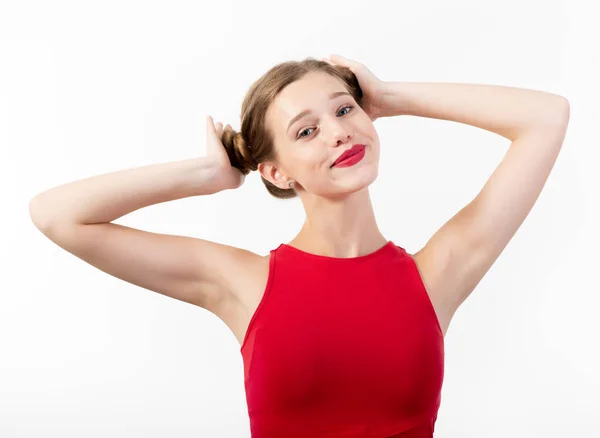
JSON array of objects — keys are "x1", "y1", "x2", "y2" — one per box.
[
  {"x1": 214, "y1": 245, "x2": 270, "y2": 305},
  {"x1": 208, "y1": 246, "x2": 272, "y2": 346},
  {"x1": 410, "y1": 246, "x2": 454, "y2": 337}
]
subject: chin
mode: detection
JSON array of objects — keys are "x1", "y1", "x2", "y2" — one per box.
[{"x1": 339, "y1": 168, "x2": 379, "y2": 194}]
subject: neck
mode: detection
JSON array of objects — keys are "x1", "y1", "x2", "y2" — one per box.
[{"x1": 289, "y1": 187, "x2": 387, "y2": 258}]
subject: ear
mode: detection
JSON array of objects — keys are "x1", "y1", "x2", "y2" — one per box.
[{"x1": 258, "y1": 161, "x2": 292, "y2": 190}]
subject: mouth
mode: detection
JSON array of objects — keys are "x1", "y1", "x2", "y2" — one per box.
[{"x1": 331, "y1": 144, "x2": 366, "y2": 168}]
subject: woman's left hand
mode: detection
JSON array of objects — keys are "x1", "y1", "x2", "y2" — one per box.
[{"x1": 322, "y1": 54, "x2": 390, "y2": 122}]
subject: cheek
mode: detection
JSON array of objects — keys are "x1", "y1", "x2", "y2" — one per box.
[
  {"x1": 290, "y1": 153, "x2": 318, "y2": 177},
  {"x1": 366, "y1": 122, "x2": 378, "y2": 137},
  {"x1": 368, "y1": 128, "x2": 380, "y2": 147}
]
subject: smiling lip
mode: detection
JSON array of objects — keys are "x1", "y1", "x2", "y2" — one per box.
[{"x1": 332, "y1": 144, "x2": 366, "y2": 167}]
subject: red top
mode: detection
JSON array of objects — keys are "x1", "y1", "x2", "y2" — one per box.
[{"x1": 240, "y1": 241, "x2": 445, "y2": 437}]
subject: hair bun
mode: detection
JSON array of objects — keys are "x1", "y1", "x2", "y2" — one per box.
[{"x1": 220, "y1": 127, "x2": 256, "y2": 175}]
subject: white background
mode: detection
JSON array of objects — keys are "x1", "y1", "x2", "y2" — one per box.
[{"x1": 1, "y1": 0, "x2": 598, "y2": 437}]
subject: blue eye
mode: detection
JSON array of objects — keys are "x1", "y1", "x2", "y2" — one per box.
[{"x1": 297, "y1": 105, "x2": 354, "y2": 139}]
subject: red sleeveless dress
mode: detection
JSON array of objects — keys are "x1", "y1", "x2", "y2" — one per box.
[{"x1": 240, "y1": 241, "x2": 444, "y2": 437}]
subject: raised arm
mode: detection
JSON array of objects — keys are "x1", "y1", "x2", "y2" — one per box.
[{"x1": 29, "y1": 117, "x2": 253, "y2": 313}]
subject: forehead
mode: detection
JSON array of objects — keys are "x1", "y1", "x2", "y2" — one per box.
[{"x1": 267, "y1": 71, "x2": 348, "y2": 128}]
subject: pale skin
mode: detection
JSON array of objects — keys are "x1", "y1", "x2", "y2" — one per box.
[
  {"x1": 259, "y1": 70, "x2": 387, "y2": 259},
  {"x1": 30, "y1": 54, "x2": 570, "y2": 346}
]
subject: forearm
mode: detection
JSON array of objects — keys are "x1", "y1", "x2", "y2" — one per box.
[
  {"x1": 382, "y1": 81, "x2": 569, "y2": 140},
  {"x1": 30, "y1": 157, "x2": 222, "y2": 230}
]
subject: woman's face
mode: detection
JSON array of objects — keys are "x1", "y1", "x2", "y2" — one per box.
[{"x1": 261, "y1": 71, "x2": 380, "y2": 198}]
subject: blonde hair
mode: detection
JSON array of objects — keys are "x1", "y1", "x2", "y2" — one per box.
[{"x1": 220, "y1": 57, "x2": 364, "y2": 199}]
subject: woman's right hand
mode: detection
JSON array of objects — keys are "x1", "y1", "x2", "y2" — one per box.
[{"x1": 206, "y1": 116, "x2": 246, "y2": 190}]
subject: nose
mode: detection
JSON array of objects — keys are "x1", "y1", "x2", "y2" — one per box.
[
  {"x1": 327, "y1": 118, "x2": 354, "y2": 146},
  {"x1": 335, "y1": 132, "x2": 354, "y2": 144}
]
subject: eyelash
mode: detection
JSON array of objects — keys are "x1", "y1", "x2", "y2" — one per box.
[{"x1": 296, "y1": 104, "x2": 355, "y2": 139}]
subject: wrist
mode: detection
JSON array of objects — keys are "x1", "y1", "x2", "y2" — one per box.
[
  {"x1": 187, "y1": 157, "x2": 227, "y2": 195},
  {"x1": 379, "y1": 81, "x2": 412, "y2": 117}
]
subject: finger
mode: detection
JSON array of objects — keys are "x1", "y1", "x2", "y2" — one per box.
[
  {"x1": 207, "y1": 116, "x2": 221, "y2": 133},
  {"x1": 329, "y1": 54, "x2": 359, "y2": 68},
  {"x1": 206, "y1": 116, "x2": 219, "y2": 155},
  {"x1": 330, "y1": 53, "x2": 349, "y2": 62}
]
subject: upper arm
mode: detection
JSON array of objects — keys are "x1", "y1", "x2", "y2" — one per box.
[
  {"x1": 414, "y1": 103, "x2": 570, "y2": 322},
  {"x1": 33, "y1": 221, "x2": 254, "y2": 312}
]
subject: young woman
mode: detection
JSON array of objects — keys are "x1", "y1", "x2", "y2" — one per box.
[{"x1": 29, "y1": 54, "x2": 570, "y2": 437}]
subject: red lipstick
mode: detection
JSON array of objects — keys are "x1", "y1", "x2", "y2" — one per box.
[{"x1": 332, "y1": 144, "x2": 366, "y2": 167}]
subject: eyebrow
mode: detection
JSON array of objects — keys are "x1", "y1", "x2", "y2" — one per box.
[{"x1": 286, "y1": 91, "x2": 352, "y2": 135}]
